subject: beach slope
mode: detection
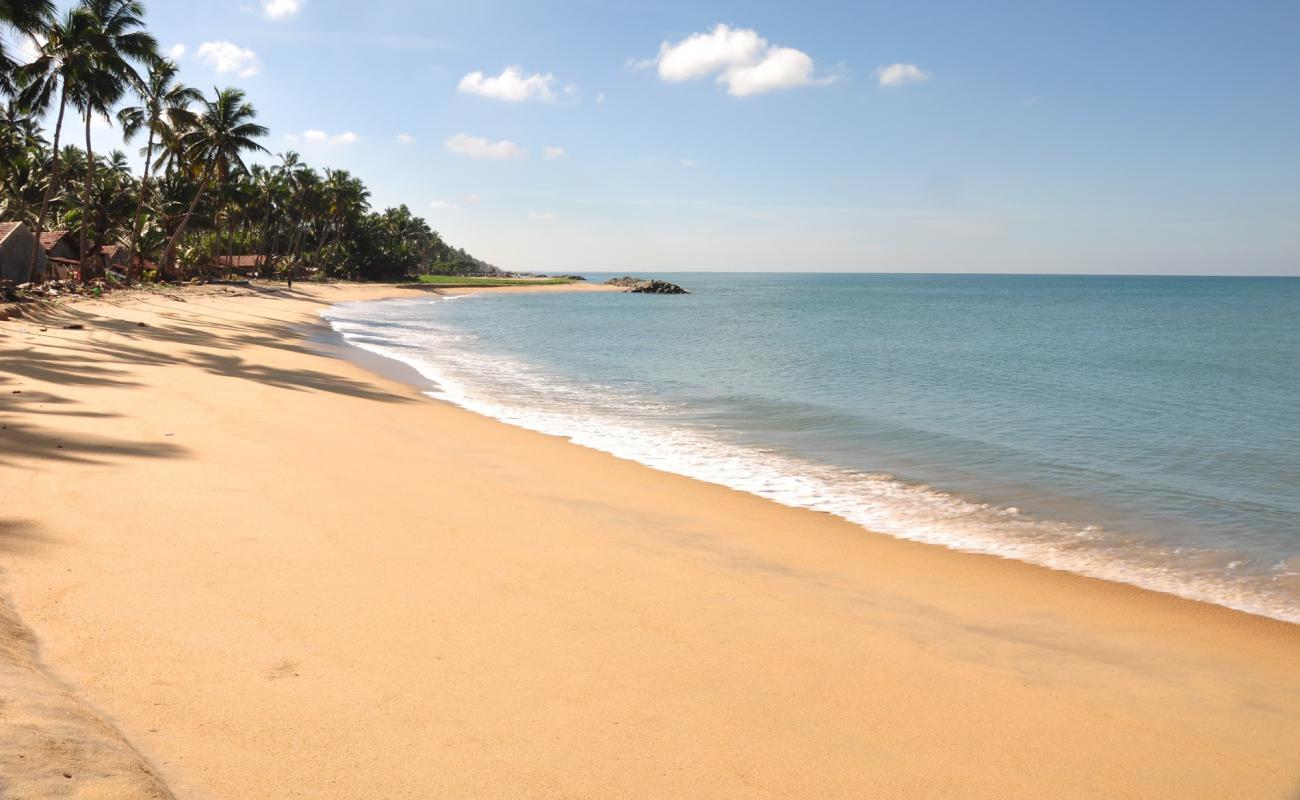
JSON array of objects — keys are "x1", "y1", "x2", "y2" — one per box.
[{"x1": 1, "y1": 282, "x2": 1297, "y2": 799}]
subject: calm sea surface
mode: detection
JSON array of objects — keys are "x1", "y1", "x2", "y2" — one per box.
[{"x1": 324, "y1": 274, "x2": 1300, "y2": 622}]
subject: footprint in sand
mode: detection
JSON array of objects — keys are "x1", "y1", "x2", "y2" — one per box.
[{"x1": 266, "y1": 660, "x2": 300, "y2": 680}]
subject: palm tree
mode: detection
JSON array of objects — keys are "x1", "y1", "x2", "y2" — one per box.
[
  {"x1": 320, "y1": 168, "x2": 370, "y2": 275},
  {"x1": 73, "y1": 0, "x2": 157, "y2": 278},
  {"x1": 0, "y1": 101, "x2": 47, "y2": 223},
  {"x1": 118, "y1": 58, "x2": 197, "y2": 279},
  {"x1": 15, "y1": 5, "x2": 95, "y2": 278},
  {"x1": 0, "y1": 0, "x2": 54, "y2": 95},
  {"x1": 160, "y1": 86, "x2": 267, "y2": 272}
]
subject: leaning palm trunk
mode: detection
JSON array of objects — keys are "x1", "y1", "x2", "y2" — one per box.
[
  {"x1": 79, "y1": 111, "x2": 93, "y2": 282},
  {"x1": 256, "y1": 209, "x2": 274, "y2": 277},
  {"x1": 29, "y1": 87, "x2": 69, "y2": 280},
  {"x1": 126, "y1": 124, "x2": 158, "y2": 283},
  {"x1": 160, "y1": 158, "x2": 215, "y2": 276}
]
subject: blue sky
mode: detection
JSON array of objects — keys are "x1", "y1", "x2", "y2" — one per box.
[{"x1": 56, "y1": 1, "x2": 1300, "y2": 273}]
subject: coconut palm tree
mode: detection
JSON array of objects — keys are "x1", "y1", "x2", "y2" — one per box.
[
  {"x1": 118, "y1": 58, "x2": 197, "y2": 278},
  {"x1": 15, "y1": 5, "x2": 96, "y2": 277},
  {"x1": 159, "y1": 86, "x2": 267, "y2": 272},
  {"x1": 72, "y1": 0, "x2": 156, "y2": 277},
  {"x1": 320, "y1": 167, "x2": 370, "y2": 274},
  {"x1": 0, "y1": 0, "x2": 54, "y2": 95}
]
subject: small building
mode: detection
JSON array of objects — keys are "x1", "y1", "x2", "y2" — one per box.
[
  {"x1": 97, "y1": 244, "x2": 131, "y2": 272},
  {"x1": 40, "y1": 229, "x2": 79, "y2": 261},
  {"x1": 214, "y1": 255, "x2": 265, "y2": 274},
  {"x1": 0, "y1": 222, "x2": 47, "y2": 283}
]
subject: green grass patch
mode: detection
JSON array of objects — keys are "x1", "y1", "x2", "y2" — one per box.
[{"x1": 415, "y1": 274, "x2": 576, "y2": 287}]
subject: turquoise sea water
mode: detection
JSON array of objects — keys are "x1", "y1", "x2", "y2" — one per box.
[{"x1": 324, "y1": 274, "x2": 1300, "y2": 623}]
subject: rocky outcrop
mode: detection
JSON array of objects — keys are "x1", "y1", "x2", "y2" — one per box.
[{"x1": 603, "y1": 276, "x2": 689, "y2": 294}]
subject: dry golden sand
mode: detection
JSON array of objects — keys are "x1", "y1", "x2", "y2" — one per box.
[{"x1": 0, "y1": 281, "x2": 1297, "y2": 799}]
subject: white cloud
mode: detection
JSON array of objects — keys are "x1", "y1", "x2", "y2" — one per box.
[
  {"x1": 543, "y1": 146, "x2": 567, "y2": 160},
  {"x1": 284, "y1": 129, "x2": 358, "y2": 145},
  {"x1": 723, "y1": 47, "x2": 819, "y2": 97},
  {"x1": 167, "y1": 43, "x2": 186, "y2": 60},
  {"x1": 261, "y1": 0, "x2": 301, "y2": 19},
  {"x1": 529, "y1": 211, "x2": 558, "y2": 221},
  {"x1": 874, "y1": 63, "x2": 930, "y2": 87},
  {"x1": 444, "y1": 132, "x2": 526, "y2": 160},
  {"x1": 465, "y1": 193, "x2": 481, "y2": 205},
  {"x1": 642, "y1": 24, "x2": 832, "y2": 96},
  {"x1": 196, "y1": 41, "x2": 261, "y2": 77},
  {"x1": 458, "y1": 66, "x2": 556, "y2": 103},
  {"x1": 654, "y1": 24, "x2": 764, "y2": 82},
  {"x1": 430, "y1": 200, "x2": 458, "y2": 210},
  {"x1": 396, "y1": 132, "x2": 416, "y2": 145}
]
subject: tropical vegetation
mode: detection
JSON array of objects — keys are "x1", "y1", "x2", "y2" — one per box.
[{"x1": 0, "y1": 0, "x2": 490, "y2": 283}]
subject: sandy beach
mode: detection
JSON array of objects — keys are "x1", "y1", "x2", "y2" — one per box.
[{"x1": 1, "y1": 281, "x2": 1297, "y2": 799}]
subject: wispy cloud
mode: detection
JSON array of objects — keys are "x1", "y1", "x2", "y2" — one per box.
[
  {"x1": 639, "y1": 24, "x2": 835, "y2": 97},
  {"x1": 196, "y1": 41, "x2": 261, "y2": 77},
  {"x1": 261, "y1": 0, "x2": 301, "y2": 20},
  {"x1": 458, "y1": 66, "x2": 556, "y2": 103},
  {"x1": 543, "y1": 146, "x2": 567, "y2": 160},
  {"x1": 874, "y1": 63, "x2": 930, "y2": 87},
  {"x1": 429, "y1": 200, "x2": 458, "y2": 210},
  {"x1": 444, "y1": 132, "x2": 526, "y2": 160},
  {"x1": 167, "y1": 43, "x2": 186, "y2": 60},
  {"x1": 529, "y1": 211, "x2": 558, "y2": 221},
  {"x1": 284, "y1": 129, "x2": 358, "y2": 145},
  {"x1": 680, "y1": 158, "x2": 698, "y2": 168},
  {"x1": 396, "y1": 132, "x2": 416, "y2": 145}
]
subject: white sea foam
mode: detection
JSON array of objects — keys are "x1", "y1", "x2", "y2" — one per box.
[{"x1": 322, "y1": 297, "x2": 1300, "y2": 625}]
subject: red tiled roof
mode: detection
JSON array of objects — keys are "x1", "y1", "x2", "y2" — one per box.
[
  {"x1": 0, "y1": 222, "x2": 21, "y2": 243},
  {"x1": 40, "y1": 229, "x2": 71, "y2": 249},
  {"x1": 99, "y1": 244, "x2": 123, "y2": 256}
]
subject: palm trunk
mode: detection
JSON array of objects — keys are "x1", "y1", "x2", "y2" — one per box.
[
  {"x1": 127, "y1": 121, "x2": 158, "y2": 283},
  {"x1": 29, "y1": 86, "x2": 69, "y2": 280},
  {"x1": 256, "y1": 206, "x2": 274, "y2": 278},
  {"x1": 79, "y1": 111, "x2": 93, "y2": 283},
  {"x1": 224, "y1": 207, "x2": 234, "y2": 271},
  {"x1": 160, "y1": 159, "x2": 214, "y2": 275},
  {"x1": 328, "y1": 222, "x2": 346, "y2": 274}
]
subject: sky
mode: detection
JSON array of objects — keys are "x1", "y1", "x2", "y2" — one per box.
[{"x1": 23, "y1": 0, "x2": 1300, "y2": 274}]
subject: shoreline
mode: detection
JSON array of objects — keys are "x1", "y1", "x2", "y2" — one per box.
[
  {"x1": 1, "y1": 281, "x2": 1297, "y2": 798},
  {"x1": 322, "y1": 290, "x2": 1299, "y2": 625}
]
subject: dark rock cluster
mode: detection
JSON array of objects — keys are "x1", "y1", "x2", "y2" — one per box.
[{"x1": 603, "y1": 276, "x2": 689, "y2": 294}]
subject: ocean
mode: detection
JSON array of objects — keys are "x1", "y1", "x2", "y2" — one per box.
[{"x1": 322, "y1": 274, "x2": 1300, "y2": 623}]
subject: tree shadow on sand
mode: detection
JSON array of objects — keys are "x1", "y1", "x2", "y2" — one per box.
[
  {"x1": 5, "y1": 297, "x2": 414, "y2": 406},
  {"x1": 0, "y1": 374, "x2": 185, "y2": 468},
  {"x1": 0, "y1": 519, "x2": 54, "y2": 556}
]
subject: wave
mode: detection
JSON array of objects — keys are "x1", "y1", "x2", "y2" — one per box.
[{"x1": 322, "y1": 297, "x2": 1299, "y2": 624}]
